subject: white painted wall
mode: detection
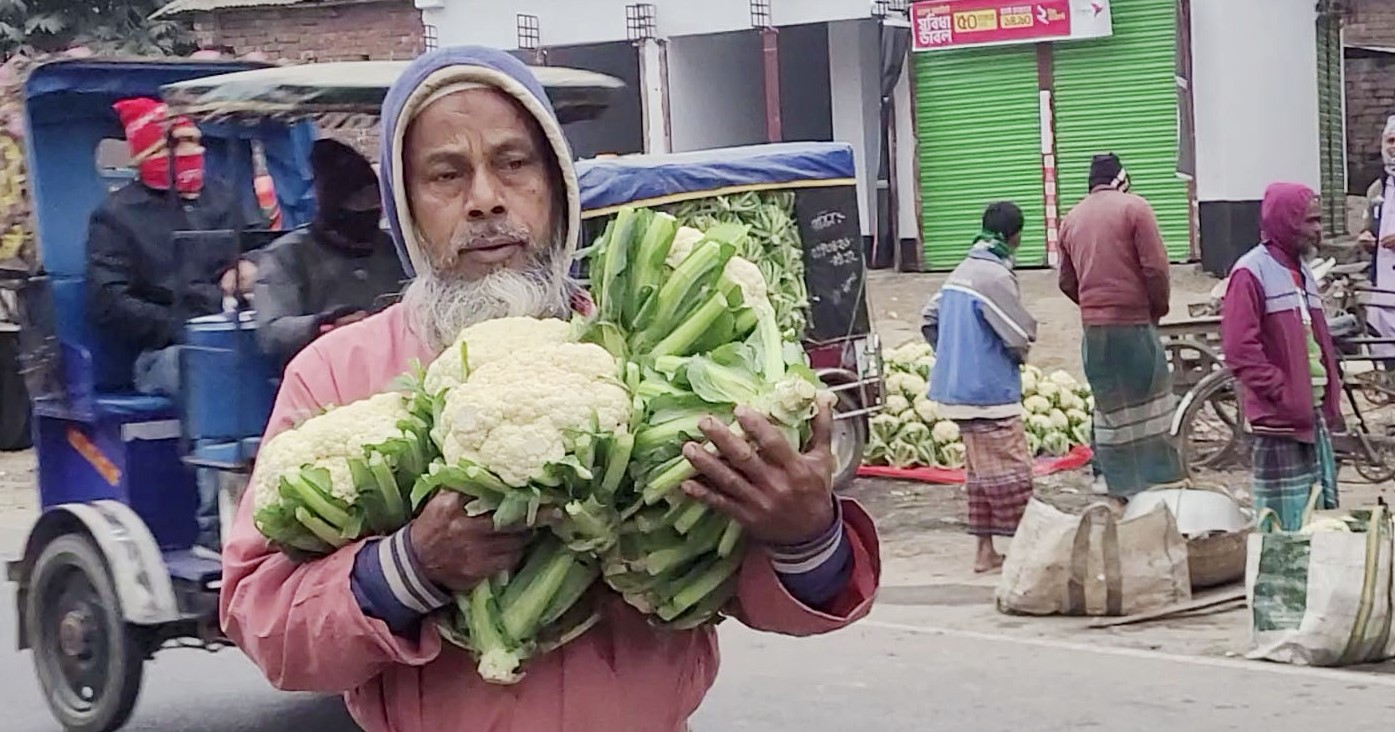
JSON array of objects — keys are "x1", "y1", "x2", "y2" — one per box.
[
  {"x1": 420, "y1": 0, "x2": 876, "y2": 48},
  {"x1": 829, "y1": 19, "x2": 881, "y2": 237},
  {"x1": 667, "y1": 32, "x2": 767, "y2": 152},
  {"x1": 893, "y1": 47, "x2": 918, "y2": 239},
  {"x1": 1191, "y1": 0, "x2": 1320, "y2": 202}
]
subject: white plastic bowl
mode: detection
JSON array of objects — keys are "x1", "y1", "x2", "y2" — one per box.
[{"x1": 1123, "y1": 488, "x2": 1251, "y2": 537}]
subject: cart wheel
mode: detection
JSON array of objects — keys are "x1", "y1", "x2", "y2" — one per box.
[
  {"x1": 829, "y1": 391, "x2": 867, "y2": 492},
  {"x1": 26, "y1": 534, "x2": 146, "y2": 732},
  {"x1": 1176, "y1": 371, "x2": 1250, "y2": 475},
  {"x1": 1351, "y1": 436, "x2": 1395, "y2": 484},
  {"x1": 1163, "y1": 341, "x2": 1224, "y2": 395}
]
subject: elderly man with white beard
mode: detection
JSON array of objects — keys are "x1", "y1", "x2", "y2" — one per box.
[{"x1": 220, "y1": 46, "x2": 881, "y2": 732}]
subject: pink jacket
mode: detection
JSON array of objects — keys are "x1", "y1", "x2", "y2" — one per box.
[{"x1": 220, "y1": 305, "x2": 882, "y2": 731}]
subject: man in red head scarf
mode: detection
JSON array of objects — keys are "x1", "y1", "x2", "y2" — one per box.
[
  {"x1": 86, "y1": 97, "x2": 258, "y2": 553},
  {"x1": 1221, "y1": 182, "x2": 1343, "y2": 531}
]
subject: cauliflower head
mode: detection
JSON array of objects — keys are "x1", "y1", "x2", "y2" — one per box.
[
  {"x1": 665, "y1": 226, "x2": 707, "y2": 268},
  {"x1": 424, "y1": 317, "x2": 574, "y2": 396},
  {"x1": 436, "y1": 342, "x2": 632, "y2": 487},
  {"x1": 253, "y1": 391, "x2": 412, "y2": 512},
  {"x1": 666, "y1": 226, "x2": 771, "y2": 313}
]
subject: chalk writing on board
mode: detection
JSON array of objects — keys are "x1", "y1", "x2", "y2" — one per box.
[{"x1": 810, "y1": 210, "x2": 847, "y2": 232}]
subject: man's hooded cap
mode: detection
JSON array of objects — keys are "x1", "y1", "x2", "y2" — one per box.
[
  {"x1": 310, "y1": 138, "x2": 379, "y2": 213},
  {"x1": 378, "y1": 46, "x2": 580, "y2": 279}
]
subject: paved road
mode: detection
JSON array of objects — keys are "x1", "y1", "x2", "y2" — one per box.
[{"x1": 5, "y1": 571, "x2": 1395, "y2": 732}]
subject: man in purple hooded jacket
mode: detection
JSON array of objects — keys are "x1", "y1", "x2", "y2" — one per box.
[{"x1": 1221, "y1": 182, "x2": 1342, "y2": 530}]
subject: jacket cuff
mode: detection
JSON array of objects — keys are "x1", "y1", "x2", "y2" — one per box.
[
  {"x1": 767, "y1": 499, "x2": 853, "y2": 609},
  {"x1": 350, "y1": 527, "x2": 451, "y2": 635}
]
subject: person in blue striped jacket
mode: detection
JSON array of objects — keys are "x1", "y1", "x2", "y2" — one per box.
[{"x1": 921, "y1": 201, "x2": 1039, "y2": 572}]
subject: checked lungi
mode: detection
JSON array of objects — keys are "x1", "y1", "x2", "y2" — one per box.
[
  {"x1": 959, "y1": 417, "x2": 1035, "y2": 536},
  {"x1": 1251, "y1": 414, "x2": 1339, "y2": 531},
  {"x1": 1082, "y1": 324, "x2": 1187, "y2": 499}
]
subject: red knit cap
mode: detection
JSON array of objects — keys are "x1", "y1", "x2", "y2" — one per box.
[{"x1": 112, "y1": 97, "x2": 201, "y2": 162}]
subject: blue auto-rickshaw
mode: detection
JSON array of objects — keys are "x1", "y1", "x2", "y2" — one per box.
[{"x1": 3, "y1": 57, "x2": 622, "y2": 732}]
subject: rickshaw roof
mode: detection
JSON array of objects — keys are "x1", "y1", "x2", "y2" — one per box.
[
  {"x1": 575, "y1": 142, "x2": 858, "y2": 217},
  {"x1": 23, "y1": 57, "x2": 273, "y2": 124},
  {"x1": 160, "y1": 60, "x2": 625, "y2": 128}
]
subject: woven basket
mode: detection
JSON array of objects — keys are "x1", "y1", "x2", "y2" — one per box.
[{"x1": 1186, "y1": 530, "x2": 1248, "y2": 590}]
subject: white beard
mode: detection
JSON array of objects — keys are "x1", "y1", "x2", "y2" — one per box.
[{"x1": 404, "y1": 245, "x2": 572, "y2": 353}]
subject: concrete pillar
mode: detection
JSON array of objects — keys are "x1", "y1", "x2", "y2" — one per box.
[
  {"x1": 893, "y1": 45, "x2": 918, "y2": 250},
  {"x1": 637, "y1": 37, "x2": 671, "y2": 154}
]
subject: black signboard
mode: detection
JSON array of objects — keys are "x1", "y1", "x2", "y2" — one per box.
[{"x1": 795, "y1": 185, "x2": 871, "y2": 343}]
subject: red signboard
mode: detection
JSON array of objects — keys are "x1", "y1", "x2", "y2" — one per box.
[{"x1": 912, "y1": 1, "x2": 1074, "y2": 51}]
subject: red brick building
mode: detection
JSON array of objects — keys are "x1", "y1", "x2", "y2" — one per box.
[
  {"x1": 155, "y1": 0, "x2": 427, "y2": 155},
  {"x1": 1344, "y1": 0, "x2": 1395, "y2": 195}
]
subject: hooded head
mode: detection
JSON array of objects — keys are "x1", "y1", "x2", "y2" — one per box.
[
  {"x1": 1088, "y1": 153, "x2": 1130, "y2": 194},
  {"x1": 113, "y1": 97, "x2": 205, "y2": 197},
  {"x1": 380, "y1": 46, "x2": 580, "y2": 352},
  {"x1": 1261, "y1": 182, "x2": 1322, "y2": 258},
  {"x1": 309, "y1": 138, "x2": 382, "y2": 248}
]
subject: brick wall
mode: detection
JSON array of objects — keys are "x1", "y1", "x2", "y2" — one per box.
[
  {"x1": 1346, "y1": 54, "x2": 1395, "y2": 195},
  {"x1": 190, "y1": 0, "x2": 424, "y2": 159},
  {"x1": 1346, "y1": 0, "x2": 1395, "y2": 47},
  {"x1": 191, "y1": 0, "x2": 423, "y2": 62},
  {"x1": 1345, "y1": 0, "x2": 1395, "y2": 196}
]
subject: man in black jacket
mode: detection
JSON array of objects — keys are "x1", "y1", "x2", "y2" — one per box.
[
  {"x1": 87, "y1": 97, "x2": 254, "y2": 397},
  {"x1": 86, "y1": 97, "x2": 255, "y2": 555},
  {"x1": 254, "y1": 139, "x2": 404, "y2": 368}
]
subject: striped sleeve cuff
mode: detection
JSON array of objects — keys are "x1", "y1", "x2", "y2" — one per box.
[
  {"x1": 350, "y1": 527, "x2": 451, "y2": 635},
  {"x1": 768, "y1": 499, "x2": 853, "y2": 609}
]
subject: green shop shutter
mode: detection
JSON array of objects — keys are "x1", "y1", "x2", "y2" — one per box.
[
  {"x1": 1316, "y1": 11, "x2": 1345, "y2": 233},
  {"x1": 1053, "y1": 0, "x2": 1191, "y2": 260},
  {"x1": 915, "y1": 45, "x2": 1046, "y2": 270}
]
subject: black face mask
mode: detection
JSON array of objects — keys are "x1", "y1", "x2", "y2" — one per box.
[{"x1": 326, "y1": 208, "x2": 382, "y2": 243}]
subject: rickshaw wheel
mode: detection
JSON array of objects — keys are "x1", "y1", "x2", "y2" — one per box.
[
  {"x1": 830, "y1": 391, "x2": 867, "y2": 491},
  {"x1": 27, "y1": 534, "x2": 145, "y2": 732}
]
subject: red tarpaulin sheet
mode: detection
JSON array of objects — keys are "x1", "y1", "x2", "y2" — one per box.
[{"x1": 856, "y1": 445, "x2": 1094, "y2": 485}]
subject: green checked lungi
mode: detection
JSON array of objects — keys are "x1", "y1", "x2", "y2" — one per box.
[{"x1": 1082, "y1": 324, "x2": 1186, "y2": 499}]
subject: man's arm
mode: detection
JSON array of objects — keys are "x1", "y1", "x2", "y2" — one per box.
[
  {"x1": 252, "y1": 244, "x2": 320, "y2": 365},
  {"x1": 86, "y1": 208, "x2": 181, "y2": 350},
  {"x1": 920, "y1": 292, "x2": 942, "y2": 346},
  {"x1": 727, "y1": 498, "x2": 879, "y2": 636},
  {"x1": 1132, "y1": 202, "x2": 1171, "y2": 321},
  {"x1": 1057, "y1": 224, "x2": 1080, "y2": 305},
  {"x1": 1220, "y1": 269, "x2": 1285, "y2": 404},
  {"x1": 220, "y1": 350, "x2": 442, "y2": 693},
  {"x1": 976, "y1": 270, "x2": 1038, "y2": 363}
]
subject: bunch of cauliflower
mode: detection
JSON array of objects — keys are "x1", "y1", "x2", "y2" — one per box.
[
  {"x1": 249, "y1": 205, "x2": 823, "y2": 685},
  {"x1": 252, "y1": 391, "x2": 432, "y2": 555}
]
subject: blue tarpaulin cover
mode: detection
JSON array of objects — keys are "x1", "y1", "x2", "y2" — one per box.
[{"x1": 575, "y1": 142, "x2": 857, "y2": 216}]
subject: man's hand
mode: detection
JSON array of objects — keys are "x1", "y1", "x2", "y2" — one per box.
[
  {"x1": 681, "y1": 395, "x2": 838, "y2": 546},
  {"x1": 407, "y1": 492, "x2": 527, "y2": 593},
  {"x1": 1382, "y1": 234, "x2": 1395, "y2": 251},
  {"x1": 220, "y1": 259, "x2": 258, "y2": 297}
]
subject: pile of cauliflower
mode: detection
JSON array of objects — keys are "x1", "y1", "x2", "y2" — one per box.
[{"x1": 866, "y1": 340, "x2": 1095, "y2": 470}]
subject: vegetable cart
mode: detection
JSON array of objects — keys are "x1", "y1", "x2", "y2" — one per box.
[
  {"x1": 4, "y1": 58, "x2": 621, "y2": 732},
  {"x1": 572, "y1": 143, "x2": 884, "y2": 490}
]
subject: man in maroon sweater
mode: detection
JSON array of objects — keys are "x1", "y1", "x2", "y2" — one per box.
[{"x1": 1058, "y1": 153, "x2": 1185, "y2": 502}]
